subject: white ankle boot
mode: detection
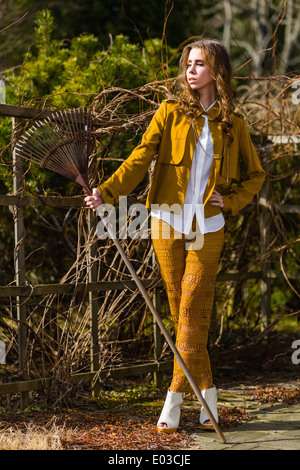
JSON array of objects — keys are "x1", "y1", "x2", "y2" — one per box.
[
  {"x1": 199, "y1": 385, "x2": 218, "y2": 430},
  {"x1": 157, "y1": 390, "x2": 184, "y2": 433}
]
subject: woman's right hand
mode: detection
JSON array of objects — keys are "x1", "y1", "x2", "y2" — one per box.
[{"x1": 84, "y1": 188, "x2": 104, "y2": 211}]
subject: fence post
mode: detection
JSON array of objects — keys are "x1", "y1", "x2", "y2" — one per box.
[
  {"x1": 259, "y1": 142, "x2": 272, "y2": 331},
  {"x1": 12, "y1": 117, "x2": 29, "y2": 410},
  {"x1": 87, "y1": 210, "x2": 100, "y2": 396}
]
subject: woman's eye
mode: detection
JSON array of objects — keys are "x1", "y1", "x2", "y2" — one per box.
[{"x1": 187, "y1": 62, "x2": 204, "y2": 67}]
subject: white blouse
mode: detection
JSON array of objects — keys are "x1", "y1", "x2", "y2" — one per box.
[{"x1": 151, "y1": 102, "x2": 225, "y2": 237}]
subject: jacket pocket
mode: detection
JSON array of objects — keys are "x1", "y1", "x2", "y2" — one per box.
[
  {"x1": 219, "y1": 140, "x2": 241, "y2": 182},
  {"x1": 221, "y1": 158, "x2": 240, "y2": 181},
  {"x1": 159, "y1": 125, "x2": 191, "y2": 165},
  {"x1": 158, "y1": 137, "x2": 187, "y2": 165},
  {"x1": 170, "y1": 136, "x2": 187, "y2": 164}
]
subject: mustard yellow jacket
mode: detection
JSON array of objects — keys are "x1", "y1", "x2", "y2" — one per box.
[{"x1": 98, "y1": 100, "x2": 266, "y2": 218}]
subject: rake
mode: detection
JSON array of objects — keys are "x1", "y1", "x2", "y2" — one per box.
[
  {"x1": 15, "y1": 106, "x2": 226, "y2": 444},
  {"x1": 15, "y1": 107, "x2": 93, "y2": 194}
]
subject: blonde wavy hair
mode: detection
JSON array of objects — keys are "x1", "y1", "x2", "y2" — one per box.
[{"x1": 176, "y1": 39, "x2": 235, "y2": 145}]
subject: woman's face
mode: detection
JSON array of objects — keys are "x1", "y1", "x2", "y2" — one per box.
[{"x1": 186, "y1": 48, "x2": 215, "y2": 94}]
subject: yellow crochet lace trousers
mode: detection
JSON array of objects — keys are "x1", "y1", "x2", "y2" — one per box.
[{"x1": 151, "y1": 218, "x2": 224, "y2": 393}]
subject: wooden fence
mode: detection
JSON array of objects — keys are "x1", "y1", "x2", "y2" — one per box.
[{"x1": 0, "y1": 103, "x2": 298, "y2": 410}]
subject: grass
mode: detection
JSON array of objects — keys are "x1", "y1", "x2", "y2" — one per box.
[{"x1": 0, "y1": 421, "x2": 67, "y2": 450}]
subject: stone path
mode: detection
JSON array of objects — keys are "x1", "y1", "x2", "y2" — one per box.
[{"x1": 188, "y1": 383, "x2": 300, "y2": 450}]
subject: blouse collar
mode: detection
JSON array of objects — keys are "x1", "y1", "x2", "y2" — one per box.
[{"x1": 198, "y1": 101, "x2": 221, "y2": 121}]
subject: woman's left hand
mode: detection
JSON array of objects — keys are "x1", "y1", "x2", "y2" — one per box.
[{"x1": 209, "y1": 190, "x2": 224, "y2": 208}]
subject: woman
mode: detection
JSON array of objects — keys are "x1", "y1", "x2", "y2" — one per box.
[{"x1": 85, "y1": 39, "x2": 266, "y2": 433}]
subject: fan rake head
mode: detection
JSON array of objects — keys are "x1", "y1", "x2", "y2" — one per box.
[{"x1": 15, "y1": 107, "x2": 95, "y2": 195}]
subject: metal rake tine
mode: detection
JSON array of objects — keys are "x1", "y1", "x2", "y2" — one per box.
[
  {"x1": 15, "y1": 143, "x2": 70, "y2": 178},
  {"x1": 47, "y1": 108, "x2": 91, "y2": 175},
  {"x1": 56, "y1": 110, "x2": 82, "y2": 170},
  {"x1": 31, "y1": 119, "x2": 62, "y2": 152},
  {"x1": 78, "y1": 107, "x2": 92, "y2": 172},
  {"x1": 76, "y1": 108, "x2": 87, "y2": 167},
  {"x1": 67, "y1": 109, "x2": 84, "y2": 165},
  {"x1": 35, "y1": 117, "x2": 78, "y2": 169},
  {"x1": 15, "y1": 127, "x2": 53, "y2": 161},
  {"x1": 18, "y1": 118, "x2": 80, "y2": 178},
  {"x1": 16, "y1": 122, "x2": 76, "y2": 178},
  {"x1": 85, "y1": 108, "x2": 94, "y2": 166},
  {"x1": 67, "y1": 107, "x2": 89, "y2": 171},
  {"x1": 18, "y1": 128, "x2": 47, "y2": 154},
  {"x1": 81, "y1": 107, "x2": 92, "y2": 170},
  {"x1": 15, "y1": 144, "x2": 42, "y2": 163}
]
